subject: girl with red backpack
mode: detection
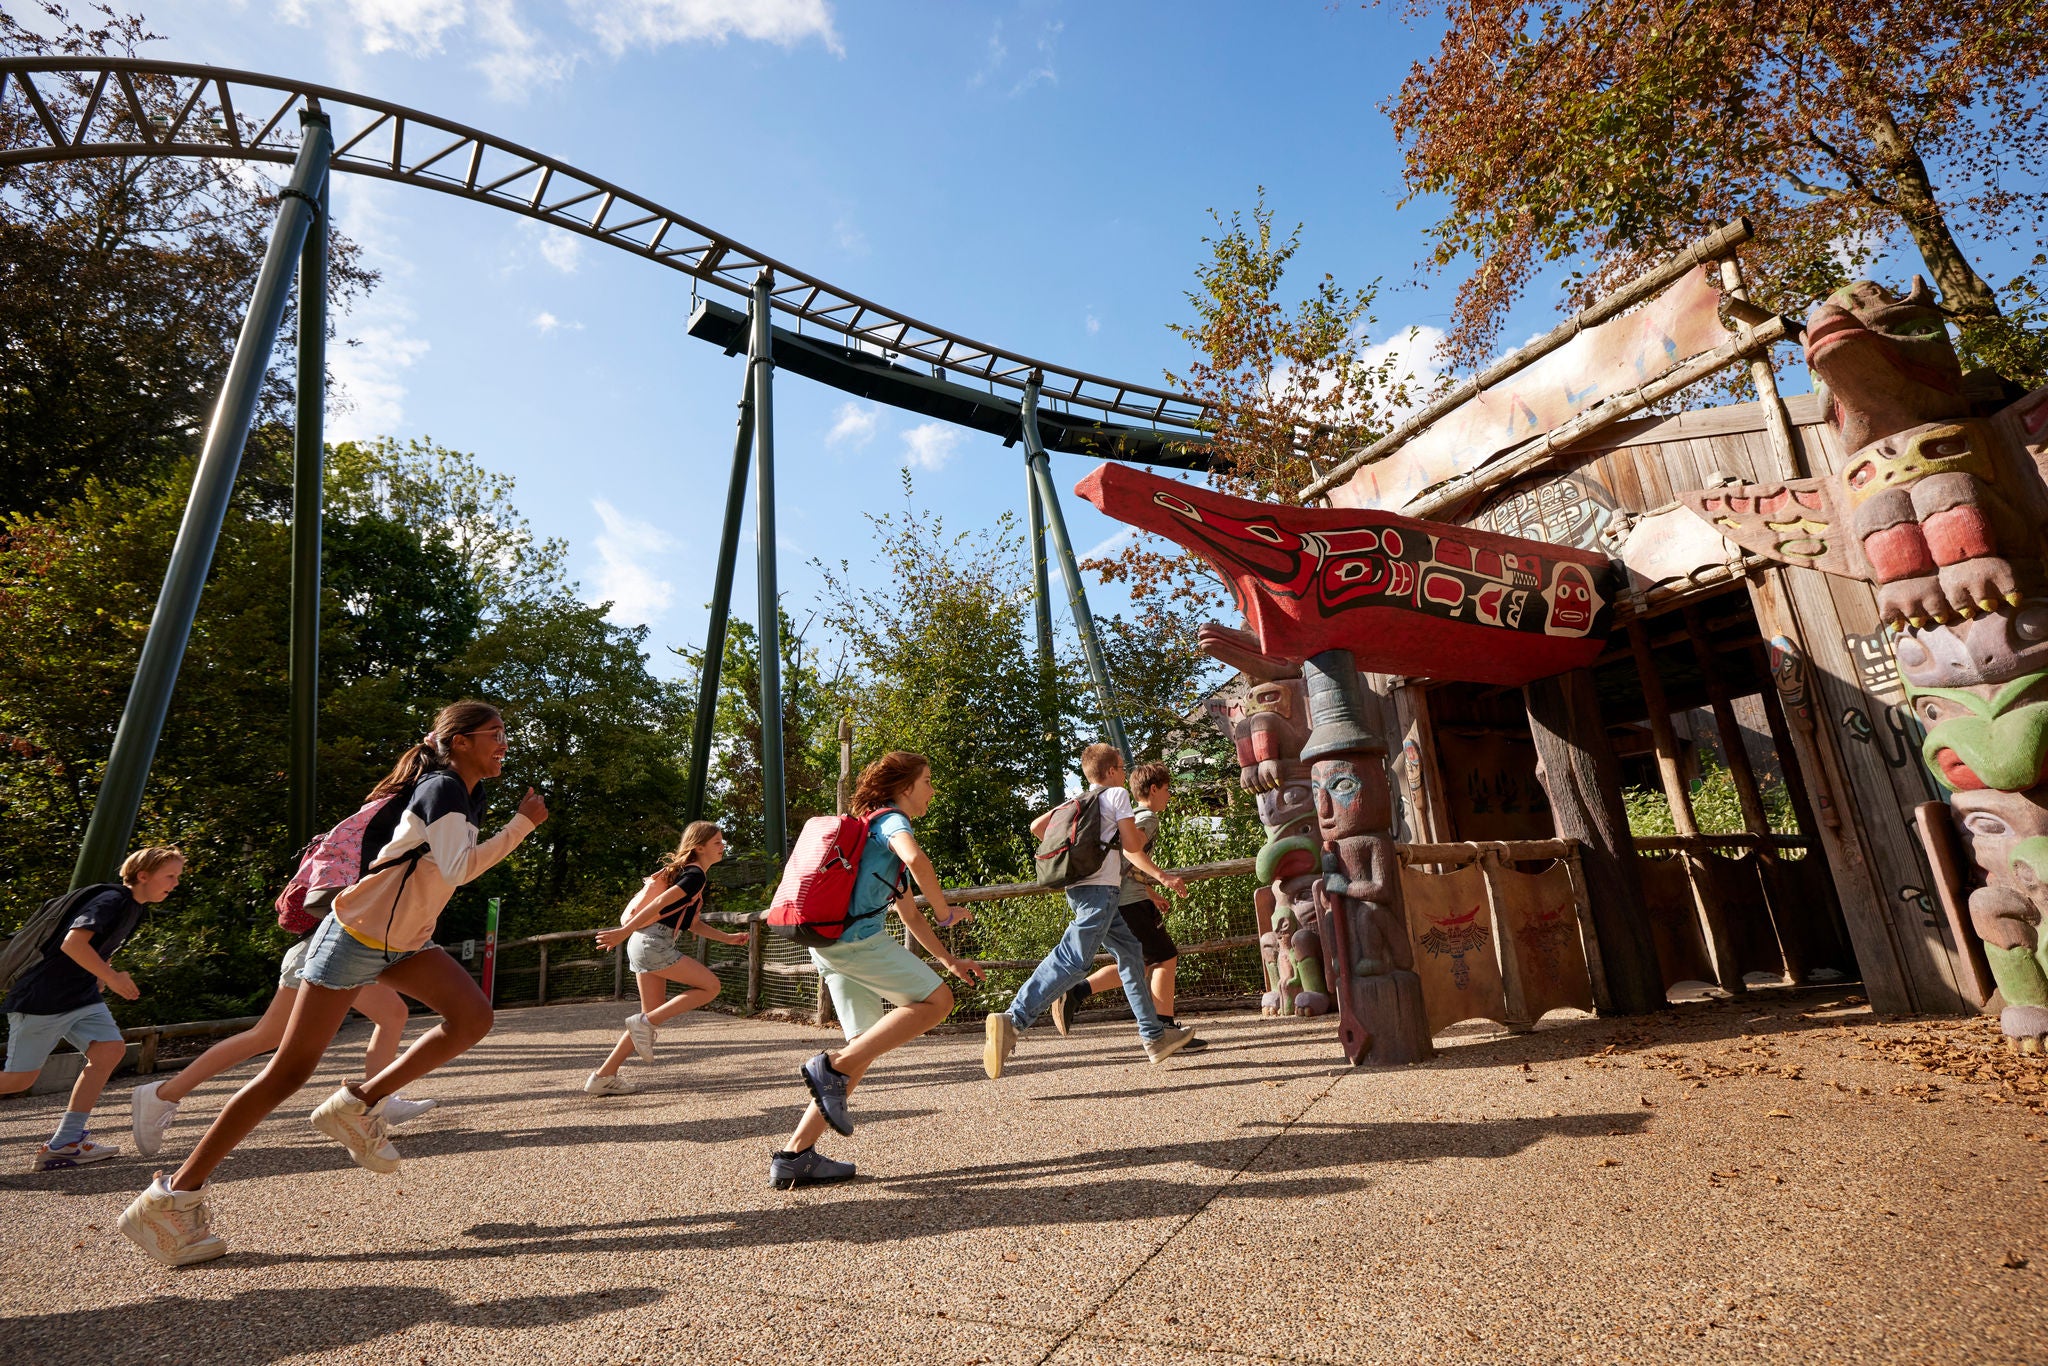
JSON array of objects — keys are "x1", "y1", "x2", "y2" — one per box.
[
  {"x1": 119, "y1": 700, "x2": 547, "y2": 1266},
  {"x1": 583, "y1": 820, "x2": 748, "y2": 1095},
  {"x1": 770, "y1": 750, "x2": 983, "y2": 1189}
]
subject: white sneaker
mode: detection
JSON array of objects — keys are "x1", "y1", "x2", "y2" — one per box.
[
  {"x1": 1144, "y1": 1024, "x2": 1198, "y2": 1064},
  {"x1": 308, "y1": 1088, "x2": 400, "y2": 1173},
  {"x1": 131, "y1": 1080, "x2": 180, "y2": 1158},
  {"x1": 30, "y1": 1135, "x2": 118, "y2": 1171},
  {"x1": 584, "y1": 1071, "x2": 640, "y2": 1096},
  {"x1": 119, "y1": 1174, "x2": 227, "y2": 1266},
  {"x1": 624, "y1": 1013, "x2": 657, "y2": 1063},
  {"x1": 380, "y1": 1095, "x2": 437, "y2": 1127}
]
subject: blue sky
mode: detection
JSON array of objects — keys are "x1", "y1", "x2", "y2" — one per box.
[{"x1": 46, "y1": 1, "x2": 2032, "y2": 680}]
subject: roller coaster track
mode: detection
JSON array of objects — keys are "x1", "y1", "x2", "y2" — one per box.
[{"x1": 0, "y1": 57, "x2": 1212, "y2": 439}]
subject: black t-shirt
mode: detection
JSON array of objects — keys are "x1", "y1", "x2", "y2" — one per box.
[
  {"x1": 2, "y1": 887, "x2": 142, "y2": 1016},
  {"x1": 652, "y1": 864, "x2": 707, "y2": 934}
]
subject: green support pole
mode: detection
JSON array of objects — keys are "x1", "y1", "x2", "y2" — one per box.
[
  {"x1": 750, "y1": 270, "x2": 788, "y2": 859},
  {"x1": 683, "y1": 364, "x2": 754, "y2": 824},
  {"x1": 70, "y1": 110, "x2": 334, "y2": 888},
  {"x1": 287, "y1": 171, "x2": 328, "y2": 851},
  {"x1": 1027, "y1": 456, "x2": 1063, "y2": 798},
  {"x1": 1021, "y1": 376, "x2": 1131, "y2": 765}
]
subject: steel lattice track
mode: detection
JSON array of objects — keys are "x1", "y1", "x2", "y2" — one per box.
[{"x1": 0, "y1": 56, "x2": 1212, "y2": 437}]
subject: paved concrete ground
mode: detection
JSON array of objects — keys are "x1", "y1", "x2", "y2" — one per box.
[{"x1": 1, "y1": 987, "x2": 2043, "y2": 1366}]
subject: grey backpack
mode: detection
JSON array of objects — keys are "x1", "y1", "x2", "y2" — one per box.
[
  {"x1": 1032, "y1": 791, "x2": 1119, "y2": 889},
  {"x1": 0, "y1": 883, "x2": 122, "y2": 992}
]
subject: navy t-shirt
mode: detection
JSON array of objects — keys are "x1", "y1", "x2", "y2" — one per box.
[
  {"x1": 2, "y1": 887, "x2": 142, "y2": 1016},
  {"x1": 652, "y1": 864, "x2": 707, "y2": 933}
]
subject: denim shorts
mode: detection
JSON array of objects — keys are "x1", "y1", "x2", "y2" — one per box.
[
  {"x1": 297, "y1": 914, "x2": 424, "y2": 991},
  {"x1": 627, "y1": 926, "x2": 686, "y2": 974},
  {"x1": 279, "y1": 936, "x2": 314, "y2": 988},
  {"x1": 809, "y1": 931, "x2": 944, "y2": 1040},
  {"x1": 4, "y1": 1001, "x2": 124, "y2": 1073}
]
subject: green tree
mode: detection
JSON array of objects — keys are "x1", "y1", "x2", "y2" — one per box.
[{"x1": 1384, "y1": 0, "x2": 2048, "y2": 384}]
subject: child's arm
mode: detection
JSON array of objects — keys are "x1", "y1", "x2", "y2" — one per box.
[
  {"x1": 1029, "y1": 805, "x2": 1058, "y2": 840},
  {"x1": 895, "y1": 894, "x2": 983, "y2": 985},
  {"x1": 60, "y1": 928, "x2": 138, "y2": 1000},
  {"x1": 1118, "y1": 818, "x2": 1188, "y2": 895},
  {"x1": 596, "y1": 878, "x2": 689, "y2": 948},
  {"x1": 888, "y1": 829, "x2": 971, "y2": 928},
  {"x1": 689, "y1": 918, "x2": 748, "y2": 947}
]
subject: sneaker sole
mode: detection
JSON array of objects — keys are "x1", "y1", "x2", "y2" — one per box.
[
  {"x1": 799, "y1": 1063, "x2": 854, "y2": 1138},
  {"x1": 117, "y1": 1209, "x2": 227, "y2": 1267},
  {"x1": 309, "y1": 1110, "x2": 399, "y2": 1174},
  {"x1": 983, "y1": 1014, "x2": 1014, "y2": 1079},
  {"x1": 1050, "y1": 999, "x2": 1072, "y2": 1038},
  {"x1": 769, "y1": 1170, "x2": 856, "y2": 1190},
  {"x1": 34, "y1": 1148, "x2": 118, "y2": 1171}
]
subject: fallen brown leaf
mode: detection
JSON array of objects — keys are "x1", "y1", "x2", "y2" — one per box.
[
  {"x1": 2003, "y1": 1252, "x2": 2029, "y2": 1270},
  {"x1": 1640, "y1": 1095, "x2": 1655, "y2": 1107},
  {"x1": 1767, "y1": 1109, "x2": 1794, "y2": 1119},
  {"x1": 1002, "y1": 1252, "x2": 1019, "y2": 1263},
  {"x1": 1596, "y1": 1157, "x2": 1620, "y2": 1168}
]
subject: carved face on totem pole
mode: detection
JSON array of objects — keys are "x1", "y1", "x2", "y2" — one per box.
[
  {"x1": 1312, "y1": 753, "x2": 1393, "y2": 842},
  {"x1": 1804, "y1": 276, "x2": 1968, "y2": 454},
  {"x1": 1944, "y1": 787, "x2": 2048, "y2": 1047}
]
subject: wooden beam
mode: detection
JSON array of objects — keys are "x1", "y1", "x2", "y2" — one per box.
[
  {"x1": 1718, "y1": 256, "x2": 1805, "y2": 479},
  {"x1": 1522, "y1": 667, "x2": 1664, "y2": 1013}
]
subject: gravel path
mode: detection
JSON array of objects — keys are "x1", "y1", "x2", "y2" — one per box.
[{"x1": 1, "y1": 987, "x2": 2042, "y2": 1365}]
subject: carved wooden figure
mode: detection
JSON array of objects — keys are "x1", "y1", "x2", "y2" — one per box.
[{"x1": 1303, "y1": 650, "x2": 1433, "y2": 1065}]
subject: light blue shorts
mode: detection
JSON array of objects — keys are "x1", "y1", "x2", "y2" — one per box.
[
  {"x1": 297, "y1": 914, "x2": 425, "y2": 991},
  {"x1": 627, "y1": 926, "x2": 687, "y2": 974},
  {"x1": 809, "y1": 932, "x2": 944, "y2": 1040},
  {"x1": 4, "y1": 1001, "x2": 124, "y2": 1073}
]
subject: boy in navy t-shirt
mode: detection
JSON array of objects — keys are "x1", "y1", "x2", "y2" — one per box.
[{"x1": 1, "y1": 848, "x2": 184, "y2": 1170}]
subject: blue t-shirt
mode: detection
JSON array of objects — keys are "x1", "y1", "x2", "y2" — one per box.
[{"x1": 841, "y1": 810, "x2": 914, "y2": 943}]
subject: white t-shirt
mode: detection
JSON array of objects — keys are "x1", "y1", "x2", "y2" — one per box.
[{"x1": 1073, "y1": 784, "x2": 1136, "y2": 889}]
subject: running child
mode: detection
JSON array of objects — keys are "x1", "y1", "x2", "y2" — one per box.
[
  {"x1": 984, "y1": 743, "x2": 1194, "y2": 1078},
  {"x1": 128, "y1": 946, "x2": 435, "y2": 1158},
  {"x1": 119, "y1": 700, "x2": 546, "y2": 1266},
  {"x1": 584, "y1": 820, "x2": 747, "y2": 1095},
  {"x1": 771, "y1": 750, "x2": 982, "y2": 1189},
  {"x1": 3, "y1": 847, "x2": 183, "y2": 1171},
  {"x1": 1049, "y1": 761, "x2": 1204, "y2": 1051}
]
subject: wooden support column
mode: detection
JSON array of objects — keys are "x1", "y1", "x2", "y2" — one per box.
[
  {"x1": 536, "y1": 944, "x2": 549, "y2": 1007},
  {"x1": 745, "y1": 916, "x2": 763, "y2": 1016},
  {"x1": 1684, "y1": 607, "x2": 1774, "y2": 839},
  {"x1": 1625, "y1": 618, "x2": 1701, "y2": 838},
  {"x1": 1751, "y1": 646, "x2": 1826, "y2": 841},
  {"x1": 1719, "y1": 257, "x2": 1804, "y2": 479},
  {"x1": 1523, "y1": 667, "x2": 1664, "y2": 1013},
  {"x1": 1391, "y1": 682, "x2": 1453, "y2": 843}
]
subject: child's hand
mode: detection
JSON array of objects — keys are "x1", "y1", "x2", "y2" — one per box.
[
  {"x1": 104, "y1": 969, "x2": 140, "y2": 1001},
  {"x1": 933, "y1": 904, "x2": 973, "y2": 927},
  {"x1": 723, "y1": 929, "x2": 749, "y2": 946},
  {"x1": 518, "y1": 788, "x2": 550, "y2": 826},
  {"x1": 944, "y1": 955, "x2": 985, "y2": 986},
  {"x1": 1149, "y1": 889, "x2": 1170, "y2": 913},
  {"x1": 596, "y1": 926, "x2": 630, "y2": 951},
  {"x1": 1161, "y1": 873, "x2": 1190, "y2": 897}
]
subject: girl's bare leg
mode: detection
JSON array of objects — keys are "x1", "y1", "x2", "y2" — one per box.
[
  {"x1": 351, "y1": 949, "x2": 492, "y2": 1105},
  {"x1": 351, "y1": 982, "x2": 412, "y2": 1078},
  {"x1": 170, "y1": 984, "x2": 360, "y2": 1191},
  {"x1": 595, "y1": 957, "x2": 722, "y2": 1077},
  {"x1": 783, "y1": 986, "x2": 953, "y2": 1152},
  {"x1": 155, "y1": 988, "x2": 295, "y2": 1104}
]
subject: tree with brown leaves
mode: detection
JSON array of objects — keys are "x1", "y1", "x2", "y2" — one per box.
[{"x1": 1384, "y1": 0, "x2": 2048, "y2": 385}]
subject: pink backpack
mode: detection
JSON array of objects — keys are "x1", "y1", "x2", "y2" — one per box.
[
  {"x1": 274, "y1": 793, "x2": 408, "y2": 934},
  {"x1": 764, "y1": 808, "x2": 905, "y2": 947}
]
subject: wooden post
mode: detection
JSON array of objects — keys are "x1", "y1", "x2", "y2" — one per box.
[
  {"x1": 836, "y1": 715, "x2": 853, "y2": 816},
  {"x1": 1391, "y1": 682, "x2": 1453, "y2": 843},
  {"x1": 1752, "y1": 647, "x2": 1827, "y2": 841},
  {"x1": 1522, "y1": 667, "x2": 1664, "y2": 1014},
  {"x1": 745, "y1": 916, "x2": 763, "y2": 1016},
  {"x1": 1683, "y1": 605, "x2": 1770, "y2": 991},
  {"x1": 1564, "y1": 842, "x2": 1614, "y2": 1012},
  {"x1": 536, "y1": 944, "x2": 549, "y2": 1007},
  {"x1": 136, "y1": 1027, "x2": 158, "y2": 1076},
  {"x1": 814, "y1": 970, "x2": 833, "y2": 1027},
  {"x1": 1625, "y1": 617, "x2": 1700, "y2": 838},
  {"x1": 1718, "y1": 256, "x2": 1804, "y2": 479}
]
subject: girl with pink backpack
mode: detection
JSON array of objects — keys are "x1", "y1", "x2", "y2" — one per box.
[{"x1": 119, "y1": 700, "x2": 547, "y2": 1267}]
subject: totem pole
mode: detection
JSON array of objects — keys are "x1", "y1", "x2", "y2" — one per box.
[
  {"x1": 1683, "y1": 277, "x2": 2048, "y2": 1051},
  {"x1": 1203, "y1": 626, "x2": 1332, "y2": 1016},
  {"x1": 1304, "y1": 650, "x2": 1433, "y2": 1065}
]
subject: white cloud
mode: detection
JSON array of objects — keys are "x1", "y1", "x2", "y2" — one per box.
[
  {"x1": 328, "y1": 320, "x2": 431, "y2": 440},
  {"x1": 827, "y1": 401, "x2": 880, "y2": 447},
  {"x1": 1081, "y1": 526, "x2": 1135, "y2": 561},
  {"x1": 538, "y1": 227, "x2": 584, "y2": 273},
  {"x1": 1085, "y1": 313, "x2": 1101, "y2": 336},
  {"x1": 1359, "y1": 324, "x2": 1450, "y2": 420},
  {"x1": 569, "y1": 0, "x2": 843, "y2": 57},
  {"x1": 832, "y1": 215, "x2": 867, "y2": 255},
  {"x1": 471, "y1": 0, "x2": 576, "y2": 98},
  {"x1": 588, "y1": 498, "x2": 675, "y2": 624},
  {"x1": 900, "y1": 422, "x2": 960, "y2": 472},
  {"x1": 969, "y1": 20, "x2": 1007, "y2": 88},
  {"x1": 286, "y1": 0, "x2": 467, "y2": 55},
  {"x1": 1012, "y1": 20, "x2": 1061, "y2": 95},
  {"x1": 531, "y1": 310, "x2": 584, "y2": 333}
]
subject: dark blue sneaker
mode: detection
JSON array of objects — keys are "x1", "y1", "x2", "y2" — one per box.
[
  {"x1": 800, "y1": 1052, "x2": 853, "y2": 1136},
  {"x1": 769, "y1": 1146, "x2": 856, "y2": 1189}
]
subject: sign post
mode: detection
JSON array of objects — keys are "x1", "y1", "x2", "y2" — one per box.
[{"x1": 481, "y1": 896, "x2": 500, "y2": 1004}]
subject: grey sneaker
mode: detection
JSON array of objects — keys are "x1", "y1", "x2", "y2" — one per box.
[
  {"x1": 1144, "y1": 1024, "x2": 1198, "y2": 1064},
  {"x1": 984, "y1": 1011, "x2": 1017, "y2": 1079},
  {"x1": 800, "y1": 1052, "x2": 853, "y2": 1137},
  {"x1": 769, "y1": 1146, "x2": 856, "y2": 1190}
]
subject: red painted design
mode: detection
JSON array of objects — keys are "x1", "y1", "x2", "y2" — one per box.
[
  {"x1": 1075, "y1": 463, "x2": 1611, "y2": 685},
  {"x1": 1861, "y1": 522, "x2": 1936, "y2": 581},
  {"x1": 1936, "y1": 748, "x2": 1986, "y2": 790},
  {"x1": 1921, "y1": 504, "x2": 1996, "y2": 566}
]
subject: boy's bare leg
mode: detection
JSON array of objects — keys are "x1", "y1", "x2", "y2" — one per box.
[{"x1": 66, "y1": 1039, "x2": 125, "y2": 1114}]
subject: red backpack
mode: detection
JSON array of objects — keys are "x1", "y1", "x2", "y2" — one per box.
[
  {"x1": 273, "y1": 788, "x2": 416, "y2": 934},
  {"x1": 764, "y1": 808, "x2": 905, "y2": 947}
]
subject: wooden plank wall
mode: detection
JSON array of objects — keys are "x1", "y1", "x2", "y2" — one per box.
[{"x1": 1434, "y1": 391, "x2": 1966, "y2": 1015}]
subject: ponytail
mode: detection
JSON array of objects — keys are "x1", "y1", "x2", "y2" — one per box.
[{"x1": 366, "y1": 699, "x2": 503, "y2": 801}]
